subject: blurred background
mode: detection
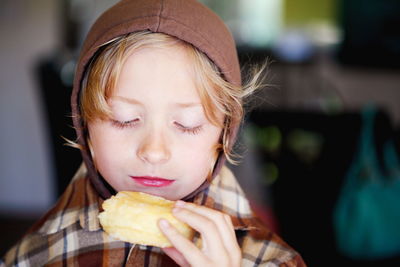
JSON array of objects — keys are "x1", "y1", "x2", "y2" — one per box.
[{"x1": 1, "y1": 0, "x2": 400, "y2": 266}]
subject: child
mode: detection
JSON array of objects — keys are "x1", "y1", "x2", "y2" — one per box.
[{"x1": 1, "y1": 0, "x2": 306, "y2": 266}]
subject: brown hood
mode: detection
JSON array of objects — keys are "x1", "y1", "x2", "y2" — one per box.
[{"x1": 71, "y1": 0, "x2": 241, "y2": 199}]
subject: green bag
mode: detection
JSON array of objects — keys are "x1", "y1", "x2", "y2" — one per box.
[{"x1": 333, "y1": 106, "x2": 400, "y2": 260}]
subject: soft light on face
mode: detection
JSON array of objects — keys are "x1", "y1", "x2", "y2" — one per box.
[{"x1": 88, "y1": 46, "x2": 223, "y2": 200}]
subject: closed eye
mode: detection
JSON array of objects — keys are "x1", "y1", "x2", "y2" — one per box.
[
  {"x1": 174, "y1": 121, "x2": 203, "y2": 135},
  {"x1": 111, "y1": 118, "x2": 140, "y2": 129}
]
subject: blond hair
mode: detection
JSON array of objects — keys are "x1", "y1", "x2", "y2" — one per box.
[{"x1": 79, "y1": 31, "x2": 265, "y2": 164}]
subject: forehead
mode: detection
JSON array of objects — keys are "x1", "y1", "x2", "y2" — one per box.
[{"x1": 114, "y1": 45, "x2": 200, "y2": 101}]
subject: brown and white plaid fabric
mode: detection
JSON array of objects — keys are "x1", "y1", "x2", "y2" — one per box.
[{"x1": 1, "y1": 164, "x2": 306, "y2": 266}]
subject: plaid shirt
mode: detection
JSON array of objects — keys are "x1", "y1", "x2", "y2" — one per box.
[{"x1": 1, "y1": 164, "x2": 305, "y2": 266}]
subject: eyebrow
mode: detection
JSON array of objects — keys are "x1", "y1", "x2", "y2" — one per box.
[
  {"x1": 112, "y1": 96, "x2": 142, "y2": 106},
  {"x1": 112, "y1": 96, "x2": 202, "y2": 108},
  {"x1": 173, "y1": 102, "x2": 203, "y2": 108}
]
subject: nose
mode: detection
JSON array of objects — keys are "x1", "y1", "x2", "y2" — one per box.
[{"x1": 137, "y1": 131, "x2": 171, "y2": 164}]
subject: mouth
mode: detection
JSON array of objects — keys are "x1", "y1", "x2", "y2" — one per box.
[{"x1": 130, "y1": 176, "x2": 175, "y2": 187}]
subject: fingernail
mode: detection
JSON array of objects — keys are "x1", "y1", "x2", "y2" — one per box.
[
  {"x1": 159, "y1": 219, "x2": 170, "y2": 229},
  {"x1": 175, "y1": 200, "x2": 185, "y2": 207},
  {"x1": 172, "y1": 207, "x2": 181, "y2": 214}
]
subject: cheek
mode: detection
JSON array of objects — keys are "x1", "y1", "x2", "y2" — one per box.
[
  {"x1": 176, "y1": 141, "x2": 216, "y2": 194},
  {"x1": 178, "y1": 131, "x2": 220, "y2": 172},
  {"x1": 88, "y1": 123, "x2": 128, "y2": 169}
]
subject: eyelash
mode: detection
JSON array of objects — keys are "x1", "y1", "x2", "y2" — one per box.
[
  {"x1": 174, "y1": 122, "x2": 203, "y2": 135},
  {"x1": 111, "y1": 119, "x2": 202, "y2": 135},
  {"x1": 111, "y1": 119, "x2": 140, "y2": 129}
]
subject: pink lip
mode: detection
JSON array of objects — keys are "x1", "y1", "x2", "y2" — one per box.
[{"x1": 130, "y1": 176, "x2": 175, "y2": 187}]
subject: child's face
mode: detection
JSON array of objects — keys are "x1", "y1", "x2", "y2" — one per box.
[{"x1": 88, "y1": 45, "x2": 223, "y2": 200}]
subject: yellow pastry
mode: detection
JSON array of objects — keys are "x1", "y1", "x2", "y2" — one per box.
[{"x1": 98, "y1": 191, "x2": 194, "y2": 248}]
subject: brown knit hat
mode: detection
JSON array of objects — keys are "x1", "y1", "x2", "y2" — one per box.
[{"x1": 71, "y1": 0, "x2": 241, "y2": 199}]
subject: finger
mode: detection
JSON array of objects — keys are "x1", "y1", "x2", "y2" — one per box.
[
  {"x1": 222, "y1": 213, "x2": 241, "y2": 257},
  {"x1": 175, "y1": 201, "x2": 239, "y2": 253},
  {"x1": 172, "y1": 205, "x2": 229, "y2": 259},
  {"x1": 176, "y1": 201, "x2": 236, "y2": 239},
  {"x1": 158, "y1": 219, "x2": 208, "y2": 266},
  {"x1": 162, "y1": 247, "x2": 190, "y2": 267}
]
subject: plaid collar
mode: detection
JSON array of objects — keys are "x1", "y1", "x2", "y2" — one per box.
[{"x1": 36, "y1": 164, "x2": 103, "y2": 234}]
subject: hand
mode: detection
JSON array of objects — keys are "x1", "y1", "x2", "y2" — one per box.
[{"x1": 158, "y1": 200, "x2": 241, "y2": 267}]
